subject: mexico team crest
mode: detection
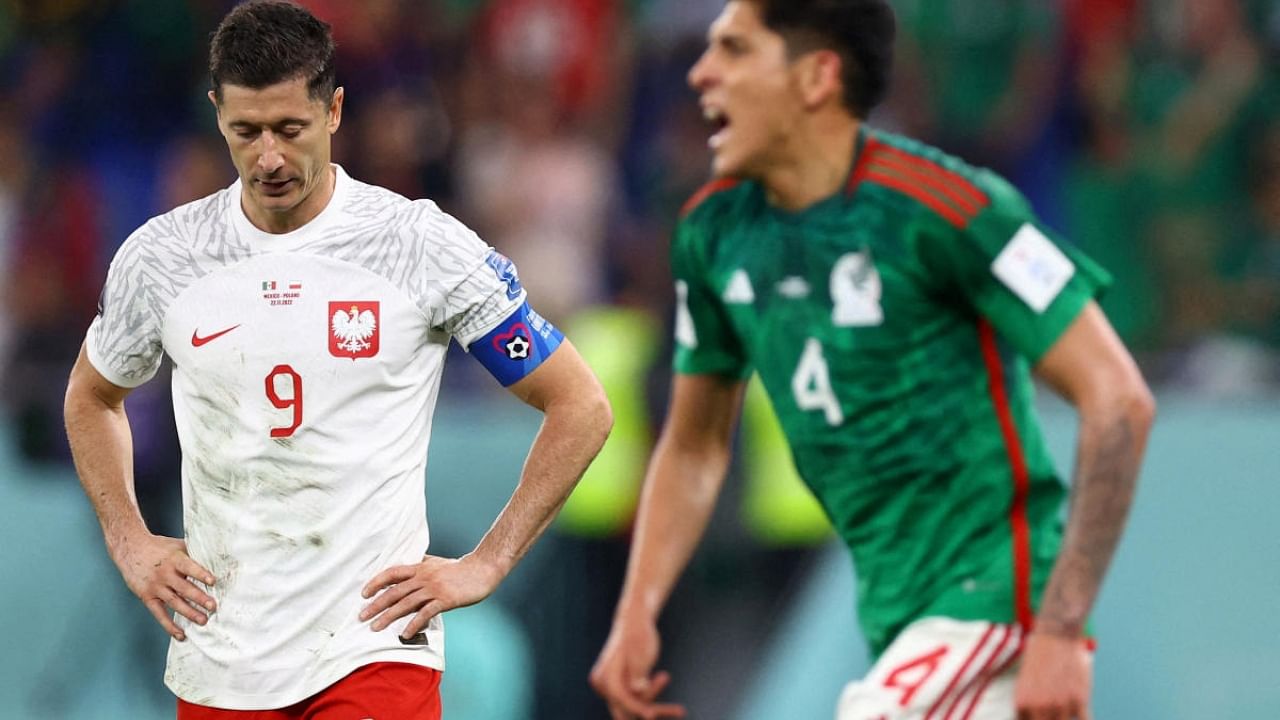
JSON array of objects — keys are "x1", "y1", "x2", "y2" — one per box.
[{"x1": 329, "y1": 301, "x2": 380, "y2": 359}]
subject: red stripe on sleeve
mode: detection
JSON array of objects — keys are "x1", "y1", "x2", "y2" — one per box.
[
  {"x1": 868, "y1": 153, "x2": 985, "y2": 216},
  {"x1": 978, "y1": 319, "x2": 1035, "y2": 631},
  {"x1": 871, "y1": 144, "x2": 989, "y2": 210},
  {"x1": 865, "y1": 170, "x2": 971, "y2": 228}
]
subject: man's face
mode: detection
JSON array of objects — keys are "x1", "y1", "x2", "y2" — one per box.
[
  {"x1": 687, "y1": 1, "x2": 804, "y2": 178},
  {"x1": 211, "y1": 77, "x2": 342, "y2": 224}
]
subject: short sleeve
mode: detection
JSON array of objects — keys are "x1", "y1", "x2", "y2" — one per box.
[
  {"x1": 922, "y1": 174, "x2": 1112, "y2": 361},
  {"x1": 84, "y1": 232, "x2": 165, "y2": 388},
  {"x1": 430, "y1": 216, "x2": 526, "y2": 348},
  {"x1": 670, "y1": 220, "x2": 751, "y2": 378}
]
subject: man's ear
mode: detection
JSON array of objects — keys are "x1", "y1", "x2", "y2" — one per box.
[
  {"x1": 328, "y1": 87, "x2": 344, "y2": 134},
  {"x1": 796, "y1": 49, "x2": 844, "y2": 110},
  {"x1": 207, "y1": 90, "x2": 228, "y2": 137}
]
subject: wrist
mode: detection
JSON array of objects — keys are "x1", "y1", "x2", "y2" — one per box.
[
  {"x1": 1032, "y1": 617, "x2": 1085, "y2": 639},
  {"x1": 104, "y1": 521, "x2": 151, "y2": 558},
  {"x1": 615, "y1": 592, "x2": 661, "y2": 626},
  {"x1": 462, "y1": 550, "x2": 510, "y2": 588}
]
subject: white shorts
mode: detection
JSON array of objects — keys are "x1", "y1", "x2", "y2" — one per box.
[{"x1": 835, "y1": 617, "x2": 1025, "y2": 720}]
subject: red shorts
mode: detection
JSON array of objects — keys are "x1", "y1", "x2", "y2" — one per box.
[{"x1": 176, "y1": 662, "x2": 442, "y2": 720}]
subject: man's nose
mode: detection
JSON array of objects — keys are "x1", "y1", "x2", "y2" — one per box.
[
  {"x1": 688, "y1": 52, "x2": 713, "y2": 91},
  {"x1": 257, "y1": 132, "x2": 284, "y2": 174}
]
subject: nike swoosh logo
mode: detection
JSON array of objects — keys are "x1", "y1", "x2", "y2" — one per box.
[{"x1": 191, "y1": 324, "x2": 241, "y2": 347}]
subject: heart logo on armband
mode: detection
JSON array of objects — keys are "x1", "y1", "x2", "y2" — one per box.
[{"x1": 493, "y1": 323, "x2": 532, "y2": 360}]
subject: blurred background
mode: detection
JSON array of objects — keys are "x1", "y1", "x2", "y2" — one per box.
[{"x1": 0, "y1": 0, "x2": 1277, "y2": 717}]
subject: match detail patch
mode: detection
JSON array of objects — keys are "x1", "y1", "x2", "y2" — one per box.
[
  {"x1": 991, "y1": 224, "x2": 1075, "y2": 314},
  {"x1": 485, "y1": 250, "x2": 524, "y2": 301},
  {"x1": 471, "y1": 301, "x2": 563, "y2": 386}
]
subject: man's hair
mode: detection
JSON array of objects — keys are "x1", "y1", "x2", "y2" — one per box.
[
  {"x1": 209, "y1": 0, "x2": 336, "y2": 104},
  {"x1": 749, "y1": 0, "x2": 895, "y2": 118}
]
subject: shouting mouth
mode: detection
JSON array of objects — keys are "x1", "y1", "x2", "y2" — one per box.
[{"x1": 703, "y1": 105, "x2": 730, "y2": 150}]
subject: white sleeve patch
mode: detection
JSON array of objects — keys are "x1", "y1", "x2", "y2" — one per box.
[{"x1": 991, "y1": 223, "x2": 1075, "y2": 313}]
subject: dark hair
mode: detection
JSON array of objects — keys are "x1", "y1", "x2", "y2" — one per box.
[
  {"x1": 209, "y1": 0, "x2": 336, "y2": 104},
  {"x1": 749, "y1": 0, "x2": 895, "y2": 118}
]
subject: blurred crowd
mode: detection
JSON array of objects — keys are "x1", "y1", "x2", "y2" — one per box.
[
  {"x1": 2, "y1": 0, "x2": 1278, "y2": 457},
  {"x1": 0, "y1": 0, "x2": 1276, "y2": 717}
]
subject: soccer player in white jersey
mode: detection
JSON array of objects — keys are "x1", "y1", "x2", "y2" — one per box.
[{"x1": 62, "y1": 2, "x2": 612, "y2": 717}]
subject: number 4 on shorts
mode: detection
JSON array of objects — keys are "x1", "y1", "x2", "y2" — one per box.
[{"x1": 883, "y1": 645, "x2": 949, "y2": 707}]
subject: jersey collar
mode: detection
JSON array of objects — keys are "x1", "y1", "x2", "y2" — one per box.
[
  {"x1": 759, "y1": 125, "x2": 871, "y2": 224},
  {"x1": 229, "y1": 164, "x2": 351, "y2": 250},
  {"x1": 842, "y1": 124, "x2": 873, "y2": 197}
]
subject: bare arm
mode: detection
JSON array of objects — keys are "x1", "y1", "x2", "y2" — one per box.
[
  {"x1": 473, "y1": 338, "x2": 614, "y2": 577},
  {"x1": 361, "y1": 339, "x2": 613, "y2": 637},
  {"x1": 1033, "y1": 302, "x2": 1155, "y2": 636},
  {"x1": 616, "y1": 373, "x2": 746, "y2": 620},
  {"x1": 591, "y1": 373, "x2": 746, "y2": 720},
  {"x1": 64, "y1": 343, "x2": 145, "y2": 548},
  {"x1": 64, "y1": 343, "x2": 215, "y2": 640},
  {"x1": 1015, "y1": 302, "x2": 1155, "y2": 718}
]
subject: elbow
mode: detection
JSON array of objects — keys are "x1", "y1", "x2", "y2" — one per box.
[
  {"x1": 63, "y1": 375, "x2": 91, "y2": 428},
  {"x1": 1093, "y1": 377, "x2": 1155, "y2": 451},
  {"x1": 1078, "y1": 373, "x2": 1155, "y2": 441},
  {"x1": 586, "y1": 387, "x2": 614, "y2": 450},
  {"x1": 551, "y1": 378, "x2": 612, "y2": 451},
  {"x1": 1123, "y1": 379, "x2": 1156, "y2": 436}
]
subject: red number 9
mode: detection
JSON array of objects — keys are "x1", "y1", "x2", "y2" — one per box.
[{"x1": 264, "y1": 364, "x2": 303, "y2": 438}]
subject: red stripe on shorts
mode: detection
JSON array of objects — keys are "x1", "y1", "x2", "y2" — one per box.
[
  {"x1": 947, "y1": 624, "x2": 1015, "y2": 720},
  {"x1": 958, "y1": 631, "x2": 1025, "y2": 720},
  {"x1": 923, "y1": 623, "x2": 995, "y2": 720}
]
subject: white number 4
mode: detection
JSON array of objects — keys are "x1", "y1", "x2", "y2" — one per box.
[{"x1": 792, "y1": 338, "x2": 843, "y2": 425}]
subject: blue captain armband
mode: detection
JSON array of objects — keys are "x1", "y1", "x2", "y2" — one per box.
[{"x1": 471, "y1": 302, "x2": 564, "y2": 386}]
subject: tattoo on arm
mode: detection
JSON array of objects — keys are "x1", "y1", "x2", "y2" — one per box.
[{"x1": 1037, "y1": 416, "x2": 1141, "y2": 636}]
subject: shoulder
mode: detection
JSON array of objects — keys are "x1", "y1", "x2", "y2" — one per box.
[
  {"x1": 678, "y1": 177, "x2": 755, "y2": 224},
  {"x1": 114, "y1": 185, "x2": 236, "y2": 266},
  {"x1": 343, "y1": 174, "x2": 484, "y2": 252},
  {"x1": 674, "y1": 177, "x2": 757, "y2": 265},
  {"x1": 341, "y1": 173, "x2": 418, "y2": 225},
  {"x1": 853, "y1": 128, "x2": 1030, "y2": 230},
  {"x1": 166, "y1": 184, "x2": 237, "y2": 228}
]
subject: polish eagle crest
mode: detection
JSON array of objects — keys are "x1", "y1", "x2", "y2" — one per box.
[{"x1": 328, "y1": 301, "x2": 381, "y2": 359}]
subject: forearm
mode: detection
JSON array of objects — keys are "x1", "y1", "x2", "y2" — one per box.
[
  {"x1": 1038, "y1": 395, "x2": 1154, "y2": 636},
  {"x1": 469, "y1": 392, "x2": 611, "y2": 578},
  {"x1": 616, "y1": 435, "x2": 731, "y2": 621},
  {"x1": 64, "y1": 387, "x2": 147, "y2": 552}
]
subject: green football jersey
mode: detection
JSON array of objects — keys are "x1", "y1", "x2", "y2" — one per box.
[{"x1": 672, "y1": 128, "x2": 1111, "y2": 656}]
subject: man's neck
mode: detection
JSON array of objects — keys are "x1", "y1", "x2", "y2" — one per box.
[{"x1": 761, "y1": 117, "x2": 861, "y2": 212}]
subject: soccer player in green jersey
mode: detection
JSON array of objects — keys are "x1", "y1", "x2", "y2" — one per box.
[{"x1": 590, "y1": 1, "x2": 1155, "y2": 719}]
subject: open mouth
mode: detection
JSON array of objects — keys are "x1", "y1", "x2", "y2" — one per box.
[{"x1": 703, "y1": 105, "x2": 730, "y2": 149}]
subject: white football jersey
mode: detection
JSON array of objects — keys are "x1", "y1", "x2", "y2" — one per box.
[{"x1": 85, "y1": 166, "x2": 524, "y2": 709}]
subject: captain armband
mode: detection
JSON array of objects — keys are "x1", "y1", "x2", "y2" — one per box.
[{"x1": 470, "y1": 302, "x2": 564, "y2": 386}]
